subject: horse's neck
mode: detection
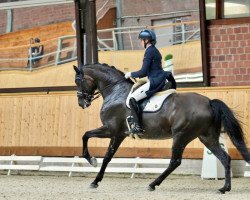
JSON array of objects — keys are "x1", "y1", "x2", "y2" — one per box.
[
  {"x1": 85, "y1": 67, "x2": 132, "y2": 99},
  {"x1": 101, "y1": 80, "x2": 132, "y2": 100}
]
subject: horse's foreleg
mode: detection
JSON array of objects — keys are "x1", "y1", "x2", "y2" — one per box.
[
  {"x1": 90, "y1": 136, "x2": 125, "y2": 188},
  {"x1": 82, "y1": 126, "x2": 111, "y2": 167}
]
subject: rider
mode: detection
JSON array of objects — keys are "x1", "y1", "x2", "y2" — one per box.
[{"x1": 125, "y1": 29, "x2": 175, "y2": 134}]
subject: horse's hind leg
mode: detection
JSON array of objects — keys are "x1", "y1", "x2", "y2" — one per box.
[
  {"x1": 199, "y1": 133, "x2": 232, "y2": 194},
  {"x1": 82, "y1": 126, "x2": 111, "y2": 166},
  {"x1": 148, "y1": 135, "x2": 188, "y2": 191}
]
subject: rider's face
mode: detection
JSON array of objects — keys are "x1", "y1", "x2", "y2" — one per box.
[
  {"x1": 139, "y1": 39, "x2": 144, "y2": 47},
  {"x1": 139, "y1": 39, "x2": 149, "y2": 48}
]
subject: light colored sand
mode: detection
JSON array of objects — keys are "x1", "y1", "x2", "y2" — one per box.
[{"x1": 0, "y1": 174, "x2": 249, "y2": 200}]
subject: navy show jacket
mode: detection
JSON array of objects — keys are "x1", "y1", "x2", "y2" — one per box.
[{"x1": 131, "y1": 45, "x2": 171, "y2": 97}]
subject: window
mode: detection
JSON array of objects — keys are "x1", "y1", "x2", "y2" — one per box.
[
  {"x1": 206, "y1": 0, "x2": 216, "y2": 19},
  {"x1": 205, "y1": 0, "x2": 250, "y2": 20},
  {"x1": 224, "y1": 0, "x2": 250, "y2": 18}
]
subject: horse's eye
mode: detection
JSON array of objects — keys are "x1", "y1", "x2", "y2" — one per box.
[{"x1": 75, "y1": 78, "x2": 81, "y2": 86}]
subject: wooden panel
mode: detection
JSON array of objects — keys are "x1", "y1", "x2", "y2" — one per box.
[{"x1": 0, "y1": 86, "x2": 249, "y2": 158}]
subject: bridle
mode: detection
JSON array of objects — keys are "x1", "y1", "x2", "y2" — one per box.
[
  {"x1": 75, "y1": 74, "x2": 99, "y2": 105},
  {"x1": 76, "y1": 74, "x2": 127, "y2": 105}
]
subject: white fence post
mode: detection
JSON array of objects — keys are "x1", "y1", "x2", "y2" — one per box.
[
  {"x1": 7, "y1": 154, "x2": 15, "y2": 175},
  {"x1": 130, "y1": 157, "x2": 140, "y2": 179},
  {"x1": 68, "y1": 156, "x2": 79, "y2": 177}
]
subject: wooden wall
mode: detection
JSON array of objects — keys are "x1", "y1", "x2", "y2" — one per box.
[{"x1": 0, "y1": 86, "x2": 249, "y2": 159}]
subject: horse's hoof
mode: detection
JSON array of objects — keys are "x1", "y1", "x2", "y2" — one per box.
[
  {"x1": 218, "y1": 186, "x2": 231, "y2": 194},
  {"x1": 90, "y1": 157, "x2": 98, "y2": 167},
  {"x1": 148, "y1": 185, "x2": 155, "y2": 191},
  {"x1": 89, "y1": 183, "x2": 98, "y2": 189},
  {"x1": 218, "y1": 189, "x2": 225, "y2": 194}
]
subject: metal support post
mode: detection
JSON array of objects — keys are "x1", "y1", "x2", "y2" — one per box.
[
  {"x1": 6, "y1": 9, "x2": 13, "y2": 33},
  {"x1": 74, "y1": 0, "x2": 85, "y2": 67},
  {"x1": 85, "y1": 0, "x2": 98, "y2": 64},
  {"x1": 182, "y1": 24, "x2": 186, "y2": 43},
  {"x1": 116, "y1": 0, "x2": 124, "y2": 50}
]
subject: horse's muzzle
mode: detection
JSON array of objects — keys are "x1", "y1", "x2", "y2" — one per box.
[{"x1": 78, "y1": 98, "x2": 91, "y2": 109}]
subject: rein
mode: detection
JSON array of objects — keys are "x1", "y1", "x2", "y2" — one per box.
[
  {"x1": 77, "y1": 77, "x2": 127, "y2": 104},
  {"x1": 91, "y1": 78, "x2": 127, "y2": 102},
  {"x1": 98, "y1": 78, "x2": 126, "y2": 93}
]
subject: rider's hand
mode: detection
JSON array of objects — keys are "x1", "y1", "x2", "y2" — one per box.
[{"x1": 125, "y1": 72, "x2": 132, "y2": 79}]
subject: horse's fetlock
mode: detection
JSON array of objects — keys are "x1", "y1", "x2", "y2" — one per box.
[
  {"x1": 96, "y1": 174, "x2": 103, "y2": 182},
  {"x1": 170, "y1": 158, "x2": 181, "y2": 167},
  {"x1": 176, "y1": 159, "x2": 182, "y2": 166}
]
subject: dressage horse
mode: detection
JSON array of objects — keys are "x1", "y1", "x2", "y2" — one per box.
[{"x1": 73, "y1": 63, "x2": 250, "y2": 193}]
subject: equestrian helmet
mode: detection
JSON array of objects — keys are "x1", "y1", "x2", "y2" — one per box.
[{"x1": 138, "y1": 29, "x2": 157, "y2": 45}]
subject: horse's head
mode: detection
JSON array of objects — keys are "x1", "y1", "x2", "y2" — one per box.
[{"x1": 73, "y1": 65, "x2": 97, "y2": 109}]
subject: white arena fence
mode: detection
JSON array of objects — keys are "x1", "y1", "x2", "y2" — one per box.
[
  {"x1": 0, "y1": 155, "x2": 170, "y2": 178},
  {"x1": 1, "y1": 155, "x2": 249, "y2": 178}
]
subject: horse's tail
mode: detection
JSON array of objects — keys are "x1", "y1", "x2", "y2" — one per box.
[{"x1": 210, "y1": 99, "x2": 250, "y2": 163}]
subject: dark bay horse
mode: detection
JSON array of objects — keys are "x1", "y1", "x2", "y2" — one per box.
[{"x1": 73, "y1": 63, "x2": 250, "y2": 193}]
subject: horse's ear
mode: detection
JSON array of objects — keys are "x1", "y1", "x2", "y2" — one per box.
[{"x1": 73, "y1": 65, "x2": 80, "y2": 74}]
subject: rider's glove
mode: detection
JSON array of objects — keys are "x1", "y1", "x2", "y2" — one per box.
[{"x1": 125, "y1": 72, "x2": 132, "y2": 79}]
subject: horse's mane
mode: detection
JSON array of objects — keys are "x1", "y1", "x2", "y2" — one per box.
[
  {"x1": 85, "y1": 63, "x2": 134, "y2": 84},
  {"x1": 102, "y1": 63, "x2": 134, "y2": 84}
]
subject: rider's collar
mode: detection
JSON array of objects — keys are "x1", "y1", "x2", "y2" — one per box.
[{"x1": 145, "y1": 44, "x2": 152, "y2": 50}]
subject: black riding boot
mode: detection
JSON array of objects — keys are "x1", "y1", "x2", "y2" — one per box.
[{"x1": 129, "y1": 98, "x2": 144, "y2": 134}]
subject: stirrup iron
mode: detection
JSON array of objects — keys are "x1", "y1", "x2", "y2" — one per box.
[{"x1": 125, "y1": 116, "x2": 144, "y2": 139}]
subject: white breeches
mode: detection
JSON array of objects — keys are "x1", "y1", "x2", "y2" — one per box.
[{"x1": 130, "y1": 81, "x2": 150, "y2": 102}]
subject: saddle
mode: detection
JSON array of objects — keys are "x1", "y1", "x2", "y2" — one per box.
[{"x1": 126, "y1": 78, "x2": 176, "y2": 113}]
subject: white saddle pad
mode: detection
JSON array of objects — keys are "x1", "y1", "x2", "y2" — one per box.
[{"x1": 126, "y1": 89, "x2": 176, "y2": 112}]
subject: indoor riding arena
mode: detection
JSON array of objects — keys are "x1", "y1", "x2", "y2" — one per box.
[{"x1": 0, "y1": 1, "x2": 249, "y2": 200}]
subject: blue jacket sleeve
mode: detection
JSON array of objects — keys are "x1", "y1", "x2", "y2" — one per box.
[{"x1": 131, "y1": 48, "x2": 152, "y2": 78}]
